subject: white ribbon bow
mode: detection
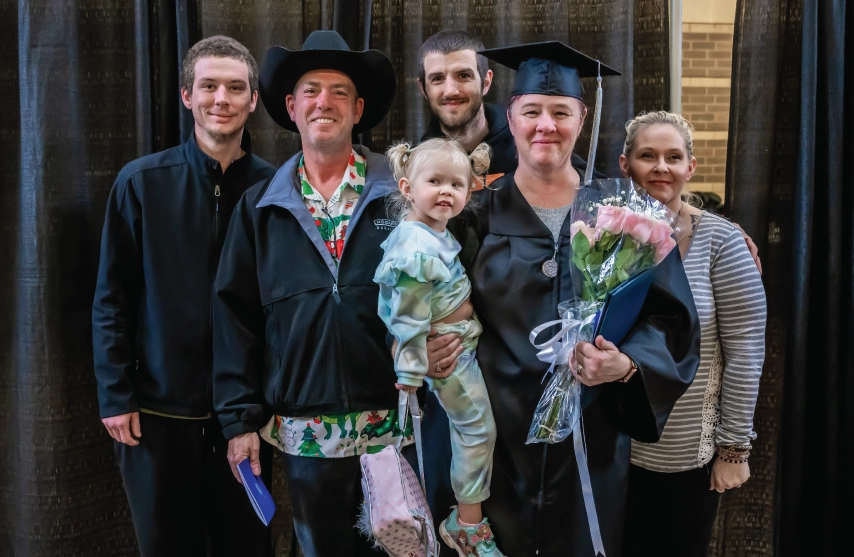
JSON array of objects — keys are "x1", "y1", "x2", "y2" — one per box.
[{"x1": 529, "y1": 314, "x2": 597, "y2": 380}]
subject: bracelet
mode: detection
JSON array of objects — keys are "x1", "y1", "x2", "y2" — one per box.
[
  {"x1": 717, "y1": 453, "x2": 749, "y2": 464},
  {"x1": 719, "y1": 443, "x2": 752, "y2": 452},
  {"x1": 617, "y1": 358, "x2": 638, "y2": 383},
  {"x1": 717, "y1": 444, "x2": 752, "y2": 459}
]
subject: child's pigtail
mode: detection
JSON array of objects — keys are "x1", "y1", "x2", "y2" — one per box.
[
  {"x1": 469, "y1": 142, "x2": 492, "y2": 178},
  {"x1": 385, "y1": 141, "x2": 414, "y2": 222},
  {"x1": 386, "y1": 141, "x2": 412, "y2": 181}
]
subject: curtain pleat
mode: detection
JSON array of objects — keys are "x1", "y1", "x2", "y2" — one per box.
[{"x1": 716, "y1": 0, "x2": 853, "y2": 555}]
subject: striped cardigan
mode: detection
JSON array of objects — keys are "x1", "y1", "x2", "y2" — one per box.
[{"x1": 631, "y1": 212, "x2": 767, "y2": 472}]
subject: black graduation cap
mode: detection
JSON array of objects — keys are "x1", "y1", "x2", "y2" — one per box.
[
  {"x1": 479, "y1": 41, "x2": 621, "y2": 100},
  {"x1": 479, "y1": 41, "x2": 622, "y2": 184}
]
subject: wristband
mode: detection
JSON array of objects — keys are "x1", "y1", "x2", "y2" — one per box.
[{"x1": 617, "y1": 357, "x2": 638, "y2": 383}]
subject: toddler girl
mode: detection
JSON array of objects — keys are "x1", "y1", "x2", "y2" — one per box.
[{"x1": 374, "y1": 138, "x2": 503, "y2": 557}]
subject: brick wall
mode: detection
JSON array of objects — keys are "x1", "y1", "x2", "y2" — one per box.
[{"x1": 681, "y1": 22, "x2": 734, "y2": 202}]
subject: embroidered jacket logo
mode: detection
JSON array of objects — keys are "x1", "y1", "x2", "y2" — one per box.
[{"x1": 374, "y1": 219, "x2": 397, "y2": 231}]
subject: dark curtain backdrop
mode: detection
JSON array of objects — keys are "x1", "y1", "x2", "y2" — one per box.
[
  {"x1": 21, "y1": 1, "x2": 848, "y2": 556},
  {"x1": 713, "y1": 0, "x2": 853, "y2": 555}
]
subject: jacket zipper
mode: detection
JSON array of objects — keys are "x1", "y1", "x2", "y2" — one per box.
[
  {"x1": 207, "y1": 180, "x2": 221, "y2": 412},
  {"x1": 214, "y1": 184, "x2": 221, "y2": 239},
  {"x1": 332, "y1": 282, "x2": 341, "y2": 304}
]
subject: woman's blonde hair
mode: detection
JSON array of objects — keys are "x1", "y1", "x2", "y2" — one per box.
[
  {"x1": 622, "y1": 110, "x2": 702, "y2": 207},
  {"x1": 622, "y1": 110, "x2": 695, "y2": 158},
  {"x1": 385, "y1": 138, "x2": 491, "y2": 220}
]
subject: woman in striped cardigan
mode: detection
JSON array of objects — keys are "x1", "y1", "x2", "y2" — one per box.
[{"x1": 618, "y1": 111, "x2": 767, "y2": 557}]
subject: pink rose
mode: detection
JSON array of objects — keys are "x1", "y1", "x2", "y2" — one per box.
[
  {"x1": 654, "y1": 236, "x2": 677, "y2": 263},
  {"x1": 570, "y1": 221, "x2": 597, "y2": 248},
  {"x1": 596, "y1": 205, "x2": 628, "y2": 234},
  {"x1": 623, "y1": 212, "x2": 656, "y2": 244},
  {"x1": 647, "y1": 218, "x2": 674, "y2": 247}
]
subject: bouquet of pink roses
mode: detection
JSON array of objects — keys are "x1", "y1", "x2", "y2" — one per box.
[{"x1": 528, "y1": 179, "x2": 681, "y2": 444}]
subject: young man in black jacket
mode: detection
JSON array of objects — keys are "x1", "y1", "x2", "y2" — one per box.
[
  {"x1": 92, "y1": 36, "x2": 275, "y2": 557},
  {"x1": 213, "y1": 31, "x2": 418, "y2": 556}
]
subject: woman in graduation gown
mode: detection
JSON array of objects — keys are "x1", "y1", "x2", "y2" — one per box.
[{"x1": 425, "y1": 42, "x2": 701, "y2": 557}]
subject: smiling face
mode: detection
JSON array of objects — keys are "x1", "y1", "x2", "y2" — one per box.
[
  {"x1": 181, "y1": 56, "x2": 257, "y2": 143},
  {"x1": 619, "y1": 123, "x2": 697, "y2": 207},
  {"x1": 286, "y1": 69, "x2": 365, "y2": 154},
  {"x1": 400, "y1": 154, "x2": 472, "y2": 233},
  {"x1": 420, "y1": 49, "x2": 492, "y2": 132},
  {"x1": 508, "y1": 94, "x2": 586, "y2": 173}
]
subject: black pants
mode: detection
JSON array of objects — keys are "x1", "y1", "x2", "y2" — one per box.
[
  {"x1": 281, "y1": 445, "x2": 417, "y2": 557},
  {"x1": 114, "y1": 412, "x2": 272, "y2": 557},
  {"x1": 621, "y1": 463, "x2": 721, "y2": 557}
]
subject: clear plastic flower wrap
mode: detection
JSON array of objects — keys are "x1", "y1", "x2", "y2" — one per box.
[
  {"x1": 527, "y1": 179, "x2": 683, "y2": 445},
  {"x1": 527, "y1": 300, "x2": 600, "y2": 444},
  {"x1": 569, "y1": 178, "x2": 682, "y2": 302}
]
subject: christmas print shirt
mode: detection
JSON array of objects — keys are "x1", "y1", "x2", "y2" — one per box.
[{"x1": 298, "y1": 150, "x2": 365, "y2": 263}]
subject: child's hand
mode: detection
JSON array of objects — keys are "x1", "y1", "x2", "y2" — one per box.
[{"x1": 395, "y1": 383, "x2": 418, "y2": 394}]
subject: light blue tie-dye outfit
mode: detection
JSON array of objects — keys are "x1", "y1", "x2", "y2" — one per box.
[{"x1": 374, "y1": 220, "x2": 496, "y2": 505}]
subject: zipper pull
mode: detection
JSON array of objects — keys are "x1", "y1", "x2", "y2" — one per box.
[
  {"x1": 214, "y1": 184, "x2": 220, "y2": 212},
  {"x1": 332, "y1": 282, "x2": 341, "y2": 304}
]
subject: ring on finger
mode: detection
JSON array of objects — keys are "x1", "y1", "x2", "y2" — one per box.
[
  {"x1": 436, "y1": 363, "x2": 443, "y2": 373},
  {"x1": 715, "y1": 488, "x2": 725, "y2": 493}
]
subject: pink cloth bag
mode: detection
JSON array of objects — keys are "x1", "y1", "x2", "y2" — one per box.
[{"x1": 358, "y1": 391, "x2": 438, "y2": 557}]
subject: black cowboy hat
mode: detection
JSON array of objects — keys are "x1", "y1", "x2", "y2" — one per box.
[{"x1": 259, "y1": 30, "x2": 396, "y2": 134}]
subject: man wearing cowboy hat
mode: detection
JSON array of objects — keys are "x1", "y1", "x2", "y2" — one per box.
[{"x1": 212, "y1": 30, "x2": 412, "y2": 556}]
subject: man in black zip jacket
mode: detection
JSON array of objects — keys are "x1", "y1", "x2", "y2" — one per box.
[
  {"x1": 213, "y1": 31, "x2": 417, "y2": 556},
  {"x1": 92, "y1": 36, "x2": 275, "y2": 557}
]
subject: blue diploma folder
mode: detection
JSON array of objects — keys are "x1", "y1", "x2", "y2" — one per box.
[
  {"x1": 591, "y1": 265, "x2": 656, "y2": 346},
  {"x1": 580, "y1": 264, "x2": 657, "y2": 408},
  {"x1": 237, "y1": 458, "x2": 276, "y2": 526}
]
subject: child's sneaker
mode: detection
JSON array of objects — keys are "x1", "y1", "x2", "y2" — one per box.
[{"x1": 439, "y1": 506, "x2": 505, "y2": 557}]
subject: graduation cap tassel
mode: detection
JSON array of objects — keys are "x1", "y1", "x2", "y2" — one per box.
[{"x1": 583, "y1": 62, "x2": 603, "y2": 186}]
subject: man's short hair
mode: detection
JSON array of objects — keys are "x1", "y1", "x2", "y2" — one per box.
[
  {"x1": 418, "y1": 30, "x2": 489, "y2": 86},
  {"x1": 182, "y1": 35, "x2": 259, "y2": 93}
]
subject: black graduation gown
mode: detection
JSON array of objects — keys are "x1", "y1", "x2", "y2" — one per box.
[{"x1": 422, "y1": 174, "x2": 700, "y2": 557}]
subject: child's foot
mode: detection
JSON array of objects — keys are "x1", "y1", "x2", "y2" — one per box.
[{"x1": 439, "y1": 506, "x2": 505, "y2": 557}]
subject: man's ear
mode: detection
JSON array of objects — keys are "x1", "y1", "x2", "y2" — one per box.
[
  {"x1": 249, "y1": 90, "x2": 258, "y2": 113},
  {"x1": 181, "y1": 87, "x2": 192, "y2": 110},
  {"x1": 481, "y1": 69, "x2": 494, "y2": 96},
  {"x1": 354, "y1": 97, "x2": 365, "y2": 124},
  {"x1": 417, "y1": 78, "x2": 427, "y2": 99},
  {"x1": 286, "y1": 94, "x2": 296, "y2": 121}
]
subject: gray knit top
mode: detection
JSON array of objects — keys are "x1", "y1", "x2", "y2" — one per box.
[{"x1": 631, "y1": 212, "x2": 767, "y2": 472}]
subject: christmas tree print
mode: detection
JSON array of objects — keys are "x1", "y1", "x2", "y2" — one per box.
[{"x1": 297, "y1": 423, "x2": 325, "y2": 457}]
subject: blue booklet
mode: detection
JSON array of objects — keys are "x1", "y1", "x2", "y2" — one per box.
[
  {"x1": 581, "y1": 265, "x2": 657, "y2": 408},
  {"x1": 591, "y1": 265, "x2": 656, "y2": 345},
  {"x1": 237, "y1": 459, "x2": 276, "y2": 526}
]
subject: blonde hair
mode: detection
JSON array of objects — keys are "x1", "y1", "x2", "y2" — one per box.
[
  {"x1": 385, "y1": 138, "x2": 491, "y2": 220},
  {"x1": 623, "y1": 110, "x2": 695, "y2": 158},
  {"x1": 622, "y1": 111, "x2": 701, "y2": 207}
]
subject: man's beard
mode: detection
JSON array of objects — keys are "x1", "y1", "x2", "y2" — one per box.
[
  {"x1": 434, "y1": 95, "x2": 483, "y2": 133},
  {"x1": 206, "y1": 127, "x2": 240, "y2": 143}
]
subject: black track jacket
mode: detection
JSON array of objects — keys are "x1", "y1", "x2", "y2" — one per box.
[{"x1": 92, "y1": 130, "x2": 276, "y2": 419}]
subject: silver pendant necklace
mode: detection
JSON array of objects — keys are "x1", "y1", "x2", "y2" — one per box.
[{"x1": 542, "y1": 241, "x2": 559, "y2": 278}]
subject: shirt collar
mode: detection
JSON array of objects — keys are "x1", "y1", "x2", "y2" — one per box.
[
  {"x1": 298, "y1": 149, "x2": 367, "y2": 203},
  {"x1": 184, "y1": 128, "x2": 253, "y2": 177}
]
